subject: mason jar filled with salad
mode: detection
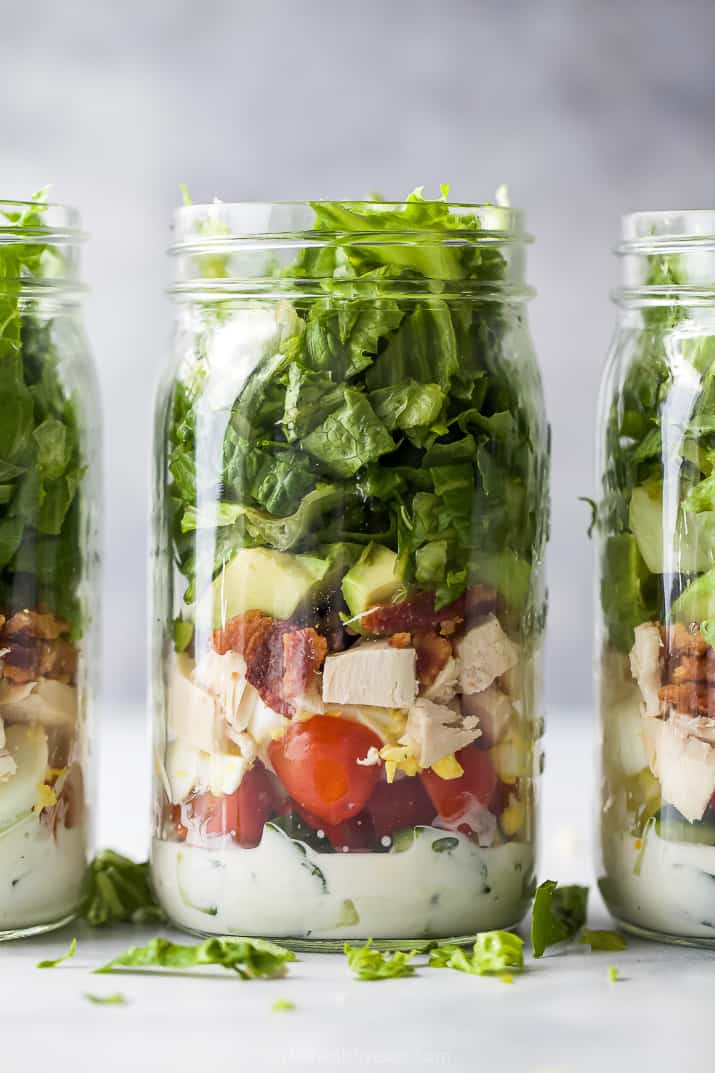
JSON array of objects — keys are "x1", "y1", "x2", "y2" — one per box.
[
  {"x1": 0, "y1": 194, "x2": 99, "y2": 939},
  {"x1": 151, "y1": 189, "x2": 549, "y2": 944},
  {"x1": 596, "y1": 209, "x2": 715, "y2": 945}
]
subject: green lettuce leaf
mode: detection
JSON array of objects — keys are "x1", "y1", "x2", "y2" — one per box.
[
  {"x1": 531, "y1": 880, "x2": 589, "y2": 958},
  {"x1": 302, "y1": 388, "x2": 395, "y2": 477},
  {"x1": 80, "y1": 850, "x2": 165, "y2": 927},
  {"x1": 37, "y1": 937, "x2": 77, "y2": 969},
  {"x1": 578, "y1": 928, "x2": 627, "y2": 952},
  {"x1": 97, "y1": 936, "x2": 295, "y2": 979},
  {"x1": 83, "y1": 992, "x2": 128, "y2": 1005},
  {"x1": 344, "y1": 939, "x2": 417, "y2": 980},
  {"x1": 429, "y1": 931, "x2": 524, "y2": 976}
]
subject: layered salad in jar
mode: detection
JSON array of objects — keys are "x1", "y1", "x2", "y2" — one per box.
[
  {"x1": 153, "y1": 190, "x2": 548, "y2": 941},
  {"x1": 598, "y1": 240, "x2": 715, "y2": 941},
  {"x1": 0, "y1": 195, "x2": 89, "y2": 934}
]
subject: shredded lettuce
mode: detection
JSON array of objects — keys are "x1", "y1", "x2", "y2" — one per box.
[
  {"x1": 96, "y1": 936, "x2": 294, "y2": 978},
  {"x1": 83, "y1": 992, "x2": 127, "y2": 1005},
  {"x1": 36, "y1": 937, "x2": 77, "y2": 969},
  {"x1": 531, "y1": 880, "x2": 589, "y2": 958},
  {"x1": 429, "y1": 931, "x2": 524, "y2": 976},
  {"x1": 344, "y1": 939, "x2": 417, "y2": 980},
  {"x1": 578, "y1": 929, "x2": 627, "y2": 952},
  {"x1": 80, "y1": 850, "x2": 165, "y2": 927},
  {"x1": 168, "y1": 188, "x2": 547, "y2": 622}
]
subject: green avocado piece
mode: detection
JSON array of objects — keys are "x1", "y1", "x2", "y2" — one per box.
[
  {"x1": 212, "y1": 547, "x2": 329, "y2": 626},
  {"x1": 474, "y1": 551, "x2": 531, "y2": 613},
  {"x1": 341, "y1": 543, "x2": 405, "y2": 618},
  {"x1": 671, "y1": 566, "x2": 715, "y2": 625},
  {"x1": 629, "y1": 482, "x2": 715, "y2": 574}
]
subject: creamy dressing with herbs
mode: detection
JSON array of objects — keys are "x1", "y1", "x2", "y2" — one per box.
[
  {"x1": 0, "y1": 816, "x2": 86, "y2": 930},
  {"x1": 602, "y1": 830, "x2": 715, "y2": 940},
  {"x1": 152, "y1": 826, "x2": 533, "y2": 939}
]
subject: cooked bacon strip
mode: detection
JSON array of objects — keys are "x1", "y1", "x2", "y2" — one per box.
[
  {"x1": 388, "y1": 632, "x2": 412, "y2": 650},
  {"x1": 360, "y1": 584, "x2": 497, "y2": 636},
  {"x1": 213, "y1": 611, "x2": 327, "y2": 717},
  {"x1": 659, "y1": 682, "x2": 715, "y2": 717},
  {"x1": 671, "y1": 654, "x2": 715, "y2": 685},
  {"x1": 2, "y1": 636, "x2": 77, "y2": 684},
  {"x1": 212, "y1": 610, "x2": 273, "y2": 658},
  {"x1": 413, "y1": 629, "x2": 452, "y2": 687},
  {"x1": 665, "y1": 622, "x2": 708, "y2": 659},
  {"x1": 4, "y1": 610, "x2": 69, "y2": 641}
]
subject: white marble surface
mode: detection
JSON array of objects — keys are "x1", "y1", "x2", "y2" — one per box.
[{"x1": 2, "y1": 707, "x2": 713, "y2": 1072}]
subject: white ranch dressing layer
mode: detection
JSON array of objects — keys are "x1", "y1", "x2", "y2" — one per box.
[
  {"x1": 602, "y1": 830, "x2": 715, "y2": 940},
  {"x1": 152, "y1": 826, "x2": 533, "y2": 939},
  {"x1": 0, "y1": 815, "x2": 86, "y2": 930}
]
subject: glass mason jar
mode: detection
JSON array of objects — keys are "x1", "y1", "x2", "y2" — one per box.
[
  {"x1": 0, "y1": 195, "x2": 99, "y2": 939},
  {"x1": 597, "y1": 210, "x2": 715, "y2": 946},
  {"x1": 151, "y1": 194, "x2": 548, "y2": 945}
]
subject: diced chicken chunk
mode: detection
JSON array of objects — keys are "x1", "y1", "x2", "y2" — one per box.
[
  {"x1": 192, "y1": 649, "x2": 250, "y2": 723},
  {"x1": 456, "y1": 615, "x2": 519, "y2": 694},
  {"x1": 0, "y1": 678, "x2": 78, "y2": 727},
  {"x1": 424, "y1": 656, "x2": 460, "y2": 705},
  {"x1": 648, "y1": 713, "x2": 715, "y2": 822},
  {"x1": 629, "y1": 622, "x2": 663, "y2": 718},
  {"x1": 322, "y1": 642, "x2": 417, "y2": 709},
  {"x1": 461, "y1": 685, "x2": 513, "y2": 746},
  {"x1": 169, "y1": 657, "x2": 229, "y2": 754},
  {"x1": 400, "y1": 697, "x2": 481, "y2": 769}
]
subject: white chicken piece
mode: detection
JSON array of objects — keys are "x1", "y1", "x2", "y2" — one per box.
[
  {"x1": 169, "y1": 656, "x2": 229, "y2": 754},
  {"x1": 192, "y1": 649, "x2": 251, "y2": 724},
  {"x1": 645, "y1": 713, "x2": 715, "y2": 822},
  {"x1": 423, "y1": 656, "x2": 460, "y2": 705},
  {"x1": 461, "y1": 685, "x2": 514, "y2": 746},
  {"x1": 322, "y1": 642, "x2": 417, "y2": 709},
  {"x1": 400, "y1": 697, "x2": 481, "y2": 769},
  {"x1": 0, "y1": 679, "x2": 78, "y2": 728},
  {"x1": 629, "y1": 622, "x2": 664, "y2": 718},
  {"x1": 456, "y1": 615, "x2": 519, "y2": 694},
  {"x1": 165, "y1": 740, "x2": 250, "y2": 804}
]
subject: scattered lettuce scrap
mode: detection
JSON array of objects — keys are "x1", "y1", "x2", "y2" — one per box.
[
  {"x1": 272, "y1": 997, "x2": 296, "y2": 1012},
  {"x1": 80, "y1": 850, "x2": 165, "y2": 927},
  {"x1": 429, "y1": 931, "x2": 524, "y2": 976},
  {"x1": 96, "y1": 936, "x2": 295, "y2": 979},
  {"x1": 608, "y1": 965, "x2": 619, "y2": 983},
  {"x1": 36, "y1": 937, "x2": 77, "y2": 969},
  {"x1": 83, "y1": 992, "x2": 127, "y2": 1005},
  {"x1": 578, "y1": 929, "x2": 627, "y2": 952},
  {"x1": 344, "y1": 939, "x2": 417, "y2": 981},
  {"x1": 531, "y1": 880, "x2": 589, "y2": 958}
]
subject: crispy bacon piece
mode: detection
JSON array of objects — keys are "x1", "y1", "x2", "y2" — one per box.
[
  {"x1": 665, "y1": 623, "x2": 708, "y2": 659},
  {"x1": 360, "y1": 585, "x2": 497, "y2": 636},
  {"x1": 388, "y1": 632, "x2": 412, "y2": 650},
  {"x1": 659, "y1": 683, "x2": 715, "y2": 718},
  {"x1": 213, "y1": 611, "x2": 327, "y2": 717},
  {"x1": 212, "y1": 610, "x2": 272, "y2": 658},
  {"x1": 1, "y1": 635, "x2": 77, "y2": 684},
  {"x1": 413, "y1": 629, "x2": 452, "y2": 687},
  {"x1": 4, "y1": 610, "x2": 69, "y2": 641},
  {"x1": 672, "y1": 654, "x2": 715, "y2": 685}
]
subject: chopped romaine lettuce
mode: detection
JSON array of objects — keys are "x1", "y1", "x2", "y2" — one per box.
[
  {"x1": 96, "y1": 936, "x2": 294, "y2": 978},
  {"x1": 429, "y1": 931, "x2": 524, "y2": 975},
  {"x1": 36, "y1": 937, "x2": 77, "y2": 969},
  {"x1": 344, "y1": 939, "x2": 417, "y2": 980},
  {"x1": 531, "y1": 880, "x2": 589, "y2": 958}
]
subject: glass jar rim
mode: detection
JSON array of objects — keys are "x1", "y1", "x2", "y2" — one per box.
[
  {"x1": 0, "y1": 201, "x2": 85, "y2": 245},
  {"x1": 617, "y1": 209, "x2": 715, "y2": 252},
  {"x1": 170, "y1": 199, "x2": 530, "y2": 252},
  {"x1": 0, "y1": 200, "x2": 86, "y2": 297}
]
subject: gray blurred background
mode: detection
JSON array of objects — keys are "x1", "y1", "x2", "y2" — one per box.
[{"x1": 1, "y1": 0, "x2": 713, "y2": 713}]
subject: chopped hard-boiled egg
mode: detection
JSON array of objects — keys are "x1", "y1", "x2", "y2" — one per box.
[
  {"x1": 165, "y1": 740, "x2": 250, "y2": 803},
  {"x1": 400, "y1": 698, "x2": 481, "y2": 769}
]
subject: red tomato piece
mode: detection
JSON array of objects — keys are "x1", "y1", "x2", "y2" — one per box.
[
  {"x1": 366, "y1": 775, "x2": 436, "y2": 839},
  {"x1": 268, "y1": 716, "x2": 382, "y2": 826},
  {"x1": 187, "y1": 761, "x2": 277, "y2": 848},
  {"x1": 293, "y1": 802, "x2": 374, "y2": 852},
  {"x1": 419, "y1": 744, "x2": 498, "y2": 825}
]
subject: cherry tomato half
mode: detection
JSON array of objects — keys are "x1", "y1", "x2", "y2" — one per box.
[
  {"x1": 366, "y1": 775, "x2": 436, "y2": 839},
  {"x1": 268, "y1": 715, "x2": 382, "y2": 826},
  {"x1": 419, "y1": 744, "x2": 498, "y2": 825},
  {"x1": 293, "y1": 802, "x2": 374, "y2": 852},
  {"x1": 188, "y1": 761, "x2": 277, "y2": 848}
]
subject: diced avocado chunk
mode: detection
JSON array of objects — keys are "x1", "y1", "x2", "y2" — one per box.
[
  {"x1": 656, "y1": 805, "x2": 715, "y2": 846},
  {"x1": 474, "y1": 551, "x2": 531, "y2": 613},
  {"x1": 212, "y1": 547, "x2": 329, "y2": 625},
  {"x1": 629, "y1": 482, "x2": 715, "y2": 574},
  {"x1": 671, "y1": 566, "x2": 715, "y2": 625},
  {"x1": 341, "y1": 543, "x2": 404, "y2": 618}
]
